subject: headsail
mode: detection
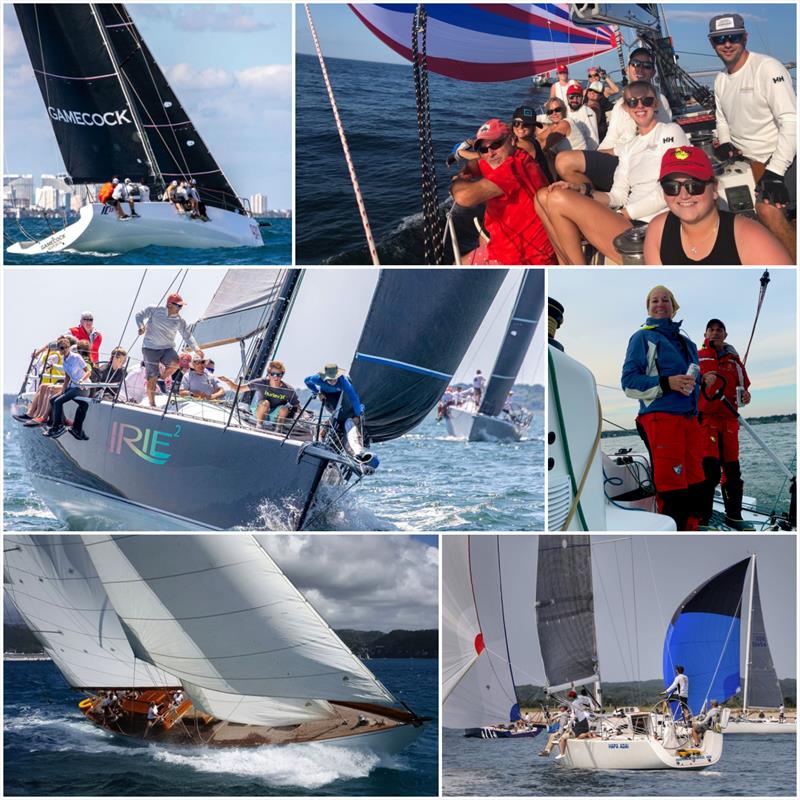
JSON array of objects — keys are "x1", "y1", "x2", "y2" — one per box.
[
  {"x1": 3, "y1": 535, "x2": 175, "y2": 689},
  {"x1": 191, "y1": 269, "x2": 295, "y2": 348},
  {"x1": 442, "y1": 536, "x2": 522, "y2": 728},
  {"x1": 535, "y1": 535, "x2": 599, "y2": 692},
  {"x1": 480, "y1": 270, "x2": 544, "y2": 418},
  {"x1": 346, "y1": 269, "x2": 507, "y2": 442},
  {"x1": 349, "y1": 4, "x2": 616, "y2": 82},
  {"x1": 82, "y1": 535, "x2": 397, "y2": 714},
  {"x1": 663, "y1": 558, "x2": 749, "y2": 715},
  {"x1": 744, "y1": 558, "x2": 783, "y2": 710}
]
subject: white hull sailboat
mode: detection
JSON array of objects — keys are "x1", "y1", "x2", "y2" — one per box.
[
  {"x1": 444, "y1": 402, "x2": 529, "y2": 443},
  {"x1": 723, "y1": 718, "x2": 795, "y2": 734}
]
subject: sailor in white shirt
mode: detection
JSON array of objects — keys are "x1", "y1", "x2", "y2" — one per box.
[
  {"x1": 566, "y1": 84, "x2": 599, "y2": 150},
  {"x1": 708, "y1": 12, "x2": 796, "y2": 260},
  {"x1": 661, "y1": 665, "x2": 691, "y2": 722},
  {"x1": 549, "y1": 64, "x2": 572, "y2": 104}
]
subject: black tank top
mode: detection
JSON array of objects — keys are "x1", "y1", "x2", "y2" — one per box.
[{"x1": 659, "y1": 209, "x2": 742, "y2": 265}]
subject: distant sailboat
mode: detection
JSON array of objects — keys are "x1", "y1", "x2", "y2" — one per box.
[
  {"x1": 8, "y1": 3, "x2": 263, "y2": 255},
  {"x1": 4, "y1": 534, "x2": 428, "y2": 752},
  {"x1": 444, "y1": 270, "x2": 543, "y2": 443}
]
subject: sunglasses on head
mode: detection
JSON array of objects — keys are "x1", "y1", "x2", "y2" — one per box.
[
  {"x1": 545, "y1": 107, "x2": 564, "y2": 116},
  {"x1": 710, "y1": 33, "x2": 744, "y2": 46},
  {"x1": 630, "y1": 59, "x2": 655, "y2": 70},
  {"x1": 477, "y1": 136, "x2": 508, "y2": 154},
  {"x1": 624, "y1": 95, "x2": 657, "y2": 108},
  {"x1": 661, "y1": 178, "x2": 712, "y2": 196}
]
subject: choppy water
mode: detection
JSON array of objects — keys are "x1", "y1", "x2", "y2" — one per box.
[
  {"x1": 442, "y1": 726, "x2": 796, "y2": 796},
  {"x1": 296, "y1": 54, "x2": 548, "y2": 264},
  {"x1": 3, "y1": 217, "x2": 291, "y2": 266},
  {"x1": 3, "y1": 400, "x2": 544, "y2": 532},
  {"x1": 3, "y1": 659, "x2": 437, "y2": 796},
  {"x1": 602, "y1": 421, "x2": 796, "y2": 518}
]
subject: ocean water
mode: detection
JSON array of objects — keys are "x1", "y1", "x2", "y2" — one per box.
[
  {"x1": 3, "y1": 658, "x2": 438, "y2": 797},
  {"x1": 2, "y1": 400, "x2": 544, "y2": 532},
  {"x1": 3, "y1": 217, "x2": 291, "y2": 266},
  {"x1": 601, "y1": 421, "x2": 796, "y2": 519},
  {"x1": 442, "y1": 726, "x2": 796, "y2": 796},
  {"x1": 296, "y1": 53, "x2": 548, "y2": 264}
]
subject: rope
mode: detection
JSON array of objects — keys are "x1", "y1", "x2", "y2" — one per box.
[
  {"x1": 412, "y1": 5, "x2": 445, "y2": 265},
  {"x1": 115, "y1": 269, "x2": 148, "y2": 351},
  {"x1": 304, "y1": 4, "x2": 379, "y2": 265},
  {"x1": 742, "y1": 270, "x2": 770, "y2": 366}
]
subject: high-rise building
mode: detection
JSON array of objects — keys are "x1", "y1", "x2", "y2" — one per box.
[
  {"x1": 249, "y1": 193, "x2": 267, "y2": 215},
  {"x1": 35, "y1": 185, "x2": 58, "y2": 210},
  {"x1": 3, "y1": 174, "x2": 34, "y2": 208}
]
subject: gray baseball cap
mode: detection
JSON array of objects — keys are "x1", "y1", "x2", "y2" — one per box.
[{"x1": 708, "y1": 14, "x2": 746, "y2": 38}]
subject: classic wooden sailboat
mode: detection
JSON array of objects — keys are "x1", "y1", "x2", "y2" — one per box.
[
  {"x1": 443, "y1": 270, "x2": 543, "y2": 443},
  {"x1": 7, "y1": 3, "x2": 263, "y2": 255},
  {"x1": 4, "y1": 534, "x2": 428, "y2": 753}
]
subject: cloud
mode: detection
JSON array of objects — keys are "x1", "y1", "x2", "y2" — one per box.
[
  {"x1": 3, "y1": 22, "x2": 26, "y2": 64},
  {"x1": 260, "y1": 535, "x2": 439, "y2": 632},
  {"x1": 171, "y1": 5, "x2": 276, "y2": 33},
  {"x1": 164, "y1": 63, "x2": 290, "y2": 101},
  {"x1": 235, "y1": 64, "x2": 291, "y2": 93},
  {"x1": 164, "y1": 63, "x2": 235, "y2": 90}
]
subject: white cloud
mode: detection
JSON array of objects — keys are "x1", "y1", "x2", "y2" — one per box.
[
  {"x1": 235, "y1": 64, "x2": 291, "y2": 94},
  {"x1": 165, "y1": 63, "x2": 234, "y2": 90},
  {"x1": 3, "y1": 23, "x2": 25, "y2": 64},
  {"x1": 172, "y1": 6, "x2": 276, "y2": 33}
]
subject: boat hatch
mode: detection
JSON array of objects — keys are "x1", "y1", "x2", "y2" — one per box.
[{"x1": 629, "y1": 713, "x2": 654, "y2": 736}]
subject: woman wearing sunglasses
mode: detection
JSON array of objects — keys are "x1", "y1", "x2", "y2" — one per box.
[
  {"x1": 534, "y1": 81, "x2": 688, "y2": 264},
  {"x1": 644, "y1": 146, "x2": 792, "y2": 265},
  {"x1": 534, "y1": 97, "x2": 588, "y2": 178}
]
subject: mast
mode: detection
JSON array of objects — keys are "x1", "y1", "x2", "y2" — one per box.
[
  {"x1": 742, "y1": 554, "x2": 757, "y2": 715},
  {"x1": 91, "y1": 3, "x2": 163, "y2": 188}
]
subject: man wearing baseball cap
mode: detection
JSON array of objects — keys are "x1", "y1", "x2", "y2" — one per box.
[
  {"x1": 643, "y1": 146, "x2": 791, "y2": 265},
  {"x1": 549, "y1": 63, "x2": 571, "y2": 104},
  {"x1": 135, "y1": 293, "x2": 203, "y2": 407},
  {"x1": 450, "y1": 118, "x2": 555, "y2": 265},
  {"x1": 565, "y1": 83, "x2": 599, "y2": 150},
  {"x1": 708, "y1": 13, "x2": 796, "y2": 261}
]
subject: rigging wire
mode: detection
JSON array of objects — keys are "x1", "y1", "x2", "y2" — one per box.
[{"x1": 742, "y1": 270, "x2": 770, "y2": 366}]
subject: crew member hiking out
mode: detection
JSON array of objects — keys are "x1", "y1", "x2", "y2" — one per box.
[{"x1": 304, "y1": 363, "x2": 365, "y2": 455}]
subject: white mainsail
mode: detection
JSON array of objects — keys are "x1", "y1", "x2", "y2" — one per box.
[
  {"x1": 442, "y1": 536, "x2": 521, "y2": 728},
  {"x1": 81, "y1": 535, "x2": 396, "y2": 715},
  {"x1": 3, "y1": 535, "x2": 175, "y2": 689}
]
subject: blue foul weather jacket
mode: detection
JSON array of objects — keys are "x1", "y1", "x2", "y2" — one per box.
[
  {"x1": 621, "y1": 317, "x2": 699, "y2": 416},
  {"x1": 304, "y1": 374, "x2": 364, "y2": 417}
]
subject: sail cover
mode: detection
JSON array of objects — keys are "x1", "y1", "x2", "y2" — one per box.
[
  {"x1": 82, "y1": 535, "x2": 396, "y2": 711},
  {"x1": 745, "y1": 559, "x2": 783, "y2": 709},
  {"x1": 14, "y1": 4, "x2": 151, "y2": 184},
  {"x1": 346, "y1": 269, "x2": 507, "y2": 442},
  {"x1": 442, "y1": 536, "x2": 521, "y2": 728},
  {"x1": 191, "y1": 269, "x2": 292, "y2": 348},
  {"x1": 3, "y1": 535, "x2": 175, "y2": 689},
  {"x1": 663, "y1": 558, "x2": 749, "y2": 715},
  {"x1": 535, "y1": 535, "x2": 599, "y2": 692},
  {"x1": 349, "y1": 4, "x2": 616, "y2": 82},
  {"x1": 480, "y1": 269, "x2": 544, "y2": 418}
]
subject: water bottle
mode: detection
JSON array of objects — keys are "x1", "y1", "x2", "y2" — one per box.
[
  {"x1": 736, "y1": 386, "x2": 744, "y2": 406},
  {"x1": 686, "y1": 363, "x2": 700, "y2": 380}
]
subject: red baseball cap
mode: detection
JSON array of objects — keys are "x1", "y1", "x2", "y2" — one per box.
[
  {"x1": 557, "y1": 63, "x2": 568, "y2": 73},
  {"x1": 566, "y1": 83, "x2": 583, "y2": 96},
  {"x1": 474, "y1": 118, "x2": 510, "y2": 143},
  {"x1": 659, "y1": 146, "x2": 714, "y2": 181},
  {"x1": 167, "y1": 293, "x2": 185, "y2": 307}
]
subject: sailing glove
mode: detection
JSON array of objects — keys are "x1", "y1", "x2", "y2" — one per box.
[
  {"x1": 756, "y1": 170, "x2": 789, "y2": 206},
  {"x1": 712, "y1": 142, "x2": 739, "y2": 162}
]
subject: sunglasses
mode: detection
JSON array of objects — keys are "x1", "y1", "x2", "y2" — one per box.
[
  {"x1": 545, "y1": 107, "x2": 564, "y2": 116},
  {"x1": 710, "y1": 33, "x2": 744, "y2": 46},
  {"x1": 630, "y1": 60, "x2": 655, "y2": 70},
  {"x1": 661, "y1": 178, "x2": 712, "y2": 196},
  {"x1": 477, "y1": 136, "x2": 508, "y2": 154},
  {"x1": 513, "y1": 119, "x2": 533, "y2": 127},
  {"x1": 82, "y1": 317, "x2": 94, "y2": 322},
  {"x1": 624, "y1": 95, "x2": 657, "y2": 108},
  {"x1": 269, "y1": 371, "x2": 284, "y2": 377},
  {"x1": 588, "y1": 72, "x2": 599, "y2": 77}
]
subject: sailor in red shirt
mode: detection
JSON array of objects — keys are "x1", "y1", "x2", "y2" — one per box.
[
  {"x1": 697, "y1": 318, "x2": 753, "y2": 529},
  {"x1": 450, "y1": 118, "x2": 556, "y2": 265},
  {"x1": 68, "y1": 312, "x2": 102, "y2": 365}
]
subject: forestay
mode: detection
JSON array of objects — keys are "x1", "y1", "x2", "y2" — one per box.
[
  {"x1": 347, "y1": 269, "x2": 507, "y2": 442},
  {"x1": 480, "y1": 270, "x2": 544, "y2": 418},
  {"x1": 662, "y1": 558, "x2": 749, "y2": 715},
  {"x1": 82, "y1": 535, "x2": 396, "y2": 713},
  {"x1": 745, "y1": 560, "x2": 783, "y2": 710},
  {"x1": 191, "y1": 269, "x2": 293, "y2": 348},
  {"x1": 350, "y1": 4, "x2": 616, "y2": 82},
  {"x1": 535, "y1": 535, "x2": 599, "y2": 692},
  {"x1": 4, "y1": 535, "x2": 175, "y2": 689}
]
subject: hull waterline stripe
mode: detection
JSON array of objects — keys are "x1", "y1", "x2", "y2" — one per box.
[
  {"x1": 34, "y1": 68, "x2": 117, "y2": 80},
  {"x1": 355, "y1": 353, "x2": 450, "y2": 380}
]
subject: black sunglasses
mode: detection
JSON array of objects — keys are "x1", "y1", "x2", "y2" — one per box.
[
  {"x1": 661, "y1": 178, "x2": 712, "y2": 196},
  {"x1": 630, "y1": 59, "x2": 655, "y2": 70},
  {"x1": 82, "y1": 317, "x2": 94, "y2": 322},
  {"x1": 513, "y1": 119, "x2": 533, "y2": 127},
  {"x1": 624, "y1": 95, "x2": 657, "y2": 108},
  {"x1": 545, "y1": 107, "x2": 564, "y2": 116},
  {"x1": 710, "y1": 33, "x2": 744, "y2": 46},
  {"x1": 269, "y1": 371, "x2": 284, "y2": 377},
  {"x1": 477, "y1": 136, "x2": 508, "y2": 154}
]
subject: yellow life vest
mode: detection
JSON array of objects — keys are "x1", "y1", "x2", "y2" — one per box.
[{"x1": 39, "y1": 351, "x2": 64, "y2": 385}]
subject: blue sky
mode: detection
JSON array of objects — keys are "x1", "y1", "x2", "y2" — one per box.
[
  {"x1": 298, "y1": 3, "x2": 796, "y2": 82},
  {"x1": 3, "y1": 4, "x2": 292, "y2": 207}
]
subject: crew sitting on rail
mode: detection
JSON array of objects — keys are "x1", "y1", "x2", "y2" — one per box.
[
  {"x1": 187, "y1": 178, "x2": 210, "y2": 222},
  {"x1": 644, "y1": 147, "x2": 791, "y2": 265},
  {"x1": 565, "y1": 83, "x2": 599, "y2": 150},
  {"x1": 218, "y1": 359, "x2": 300, "y2": 430},
  {"x1": 535, "y1": 81, "x2": 689, "y2": 264},
  {"x1": 164, "y1": 180, "x2": 184, "y2": 213},
  {"x1": 43, "y1": 336, "x2": 92, "y2": 440},
  {"x1": 180, "y1": 355, "x2": 226, "y2": 401},
  {"x1": 112, "y1": 178, "x2": 140, "y2": 219},
  {"x1": 691, "y1": 700, "x2": 721, "y2": 745},
  {"x1": 534, "y1": 97, "x2": 589, "y2": 179},
  {"x1": 104, "y1": 177, "x2": 130, "y2": 219}
]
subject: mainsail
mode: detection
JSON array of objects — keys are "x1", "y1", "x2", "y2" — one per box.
[
  {"x1": 442, "y1": 536, "x2": 522, "y2": 728},
  {"x1": 480, "y1": 269, "x2": 544, "y2": 418},
  {"x1": 347, "y1": 269, "x2": 507, "y2": 442},
  {"x1": 349, "y1": 4, "x2": 616, "y2": 82},
  {"x1": 744, "y1": 558, "x2": 783, "y2": 710},
  {"x1": 3, "y1": 535, "x2": 176, "y2": 689},
  {"x1": 663, "y1": 558, "x2": 749, "y2": 714},
  {"x1": 535, "y1": 535, "x2": 599, "y2": 692},
  {"x1": 82, "y1": 535, "x2": 397, "y2": 725},
  {"x1": 15, "y1": 3, "x2": 243, "y2": 211}
]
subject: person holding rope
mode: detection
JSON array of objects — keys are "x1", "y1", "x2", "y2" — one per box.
[{"x1": 304, "y1": 363, "x2": 365, "y2": 450}]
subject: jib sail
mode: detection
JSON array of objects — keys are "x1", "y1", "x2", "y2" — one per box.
[{"x1": 480, "y1": 269, "x2": 544, "y2": 418}]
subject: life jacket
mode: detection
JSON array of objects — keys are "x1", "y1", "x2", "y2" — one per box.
[
  {"x1": 38, "y1": 351, "x2": 64, "y2": 385},
  {"x1": 98, "y1": 182, "x2": 114, "y2": 203},
  {"x1": 698, "y1": 341, "x2": 750, "y2": 415}
]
